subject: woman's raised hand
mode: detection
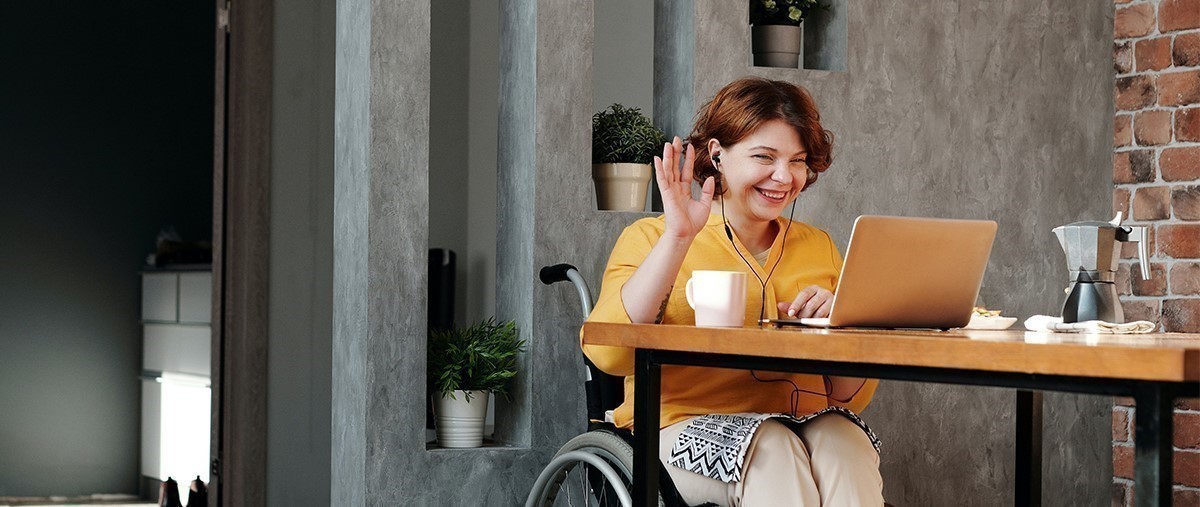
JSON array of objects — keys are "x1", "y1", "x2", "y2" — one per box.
[{"x1": 655, "y1": 136, "x2": 715, "y2": 242}]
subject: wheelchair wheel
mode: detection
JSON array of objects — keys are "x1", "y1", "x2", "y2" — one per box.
[{"x1": 526, "y1": 430, "x2": 664, "y2": 507}]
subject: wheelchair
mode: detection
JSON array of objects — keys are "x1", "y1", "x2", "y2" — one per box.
[{"x1": 526, "y1": 264, "x2": 696, "y2": 507}]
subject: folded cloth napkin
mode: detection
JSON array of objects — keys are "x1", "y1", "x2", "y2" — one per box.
[{"x1": 1023, "y1": 315, "x2": 1156, "y2": 334}]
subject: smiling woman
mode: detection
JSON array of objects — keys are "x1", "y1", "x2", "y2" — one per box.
[{"x1": 582, "y1": 77, "x2": 884, "y2": 506}]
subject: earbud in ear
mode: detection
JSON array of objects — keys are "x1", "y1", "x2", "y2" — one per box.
[{"x1": 711, "y1": 154, "x2": 721, "y2": 166}]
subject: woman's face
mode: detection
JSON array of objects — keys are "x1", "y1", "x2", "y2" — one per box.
[{"x1": 710, "y1": 119, "x2": 809, "y2": 224}]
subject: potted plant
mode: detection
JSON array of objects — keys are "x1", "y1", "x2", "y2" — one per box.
[
  {"x1": 592, "y1": 104, "x2": 666, "y2": 211},
  {"x1": 428, "y1": 318, "x2": 525, "y2": 448},
  {"x1": 750, "y1": 0, "x2": 822, "y2": 68}
]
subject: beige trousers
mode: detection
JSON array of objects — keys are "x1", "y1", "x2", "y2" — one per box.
[{"x1": 659, "y1": 414, "x2": 883, "y2": 506}]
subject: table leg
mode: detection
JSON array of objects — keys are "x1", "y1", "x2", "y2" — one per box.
[
  {"x1": 1133, "y1": 385, "x2": 1173, "y2": 507},
  {"x1": 1015, "y1": 390, "x2": 1043, "y2": 507},
  {"x1": 633, "y1": 349, "x2": 661, "y2": 507}
]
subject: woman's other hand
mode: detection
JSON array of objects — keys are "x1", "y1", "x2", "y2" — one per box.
[
  {"x1": 777, "y1": 285, "x2": 833, "y2": 318},
  {"x1": 655, "y1": 137, "x2": 715, "y2": 242}
]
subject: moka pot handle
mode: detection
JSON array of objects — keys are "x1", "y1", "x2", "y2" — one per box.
[{"x1": 1118, "y1": 226, "x2": 1151, "y2": 280}]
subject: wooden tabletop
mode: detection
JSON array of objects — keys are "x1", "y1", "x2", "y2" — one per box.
[{"x1": 582, "y1": 322, "x2": 1200, "y2": 383}]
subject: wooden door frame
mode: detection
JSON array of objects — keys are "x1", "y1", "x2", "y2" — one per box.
[{"x1": 211, "y1": 0, "x2": 271, "y2": 505}]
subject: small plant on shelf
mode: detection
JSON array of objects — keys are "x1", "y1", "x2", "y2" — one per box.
[
  {"x1": 592, "y1": 104, "x2": 665, "y2": 211},
  {"x1": 428, "y1": 318, "x2": 525, "y2": 448},
  {"x1": 749, "y1": 0, "x2": 824, "y2": 68},
  {"x1": 592, "y1": 104, "x2": 664, "y2": 165}
]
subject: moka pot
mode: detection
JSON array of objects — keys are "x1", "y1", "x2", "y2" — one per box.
[{"x1": 1051, "y1": 212, "x2": 1149, "y2": 323}]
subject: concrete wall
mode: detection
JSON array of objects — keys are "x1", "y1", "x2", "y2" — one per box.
[
  {"x1": 430, "y1": 0, "x2": 653, "y2": 327},
  {"x1": 429, "y1": 0, "x2": 472, "y2": 328},
  {"x1": 594, "y1": 0, "x2": 654, "y2": 114},
  {"x1": 653, "y1": 0, "x2": 695, "y2": 143},
  {"x1": 0, "y1": 3, "x2": 212, "y2": 497},
  {"x1": 267, "y1": 0, "x2": 334, "y2": 504},
  {"x1": 465, "y1": 1, "x2": 501, "y2": 327}
]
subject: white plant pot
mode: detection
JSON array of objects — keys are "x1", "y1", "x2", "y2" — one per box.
[
  {"x1": 752, "y1": 24, "x2": 804, "y2": 68},
  {"x1": 593, "y1": 163, "x2": 652, "y2": 211},
  {"x1": 433, "y1": 390, "x2": 489, "y2": 448}
]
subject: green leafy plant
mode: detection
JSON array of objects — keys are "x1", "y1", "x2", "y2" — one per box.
[
  {"x1": 592, "y1": 104, "x2": 666, "y2": 165},
  {"x1": 428, "y1": 318, "x2": 525, "y2": 402},
  {"x1": 749, "y1": 0, "x2": 822, "y2": 26}
]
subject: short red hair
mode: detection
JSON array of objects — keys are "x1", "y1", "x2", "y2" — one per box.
[{"x1": 687, "y1": 77, "x2": 834, "y2": 195}]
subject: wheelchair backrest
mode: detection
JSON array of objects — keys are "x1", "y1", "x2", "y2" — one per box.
[
  {"x1": 540, "y1": 263, "x2": 629, "y2": 423},
  {"x1": 583, "y1": 356, "x2": 626, "y2": 423}
]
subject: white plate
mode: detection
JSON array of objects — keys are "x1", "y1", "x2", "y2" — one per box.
[{"x1": 964, "y1": 316, "x2": 1017, "y2": 330}]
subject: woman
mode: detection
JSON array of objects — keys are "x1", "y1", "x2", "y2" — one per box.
[{"x1": 583, "y1": 77, "x2": 884, "y2": 506}]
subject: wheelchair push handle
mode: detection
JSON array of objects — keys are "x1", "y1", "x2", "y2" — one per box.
[
  {"x1": 539, "y1": 263, "x2": 576, "y2": 285},
  {"x1": 539, "y1": 263, "x2": 593, "y2": 318}
]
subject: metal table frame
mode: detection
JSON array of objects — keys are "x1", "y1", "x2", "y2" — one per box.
[{"x1": 632, "y1": 348, "x2": 1198, "y2": 507}]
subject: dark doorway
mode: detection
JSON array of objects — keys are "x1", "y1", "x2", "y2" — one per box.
[{"x1": 0, "y1": 1, "x2": 215, "y2": 503}]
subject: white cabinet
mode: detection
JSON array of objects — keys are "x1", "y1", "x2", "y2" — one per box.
[
  {"x1": 141, "y1": 273, "x2": 178, "y2": 322},
  {"x1": 144, "y1": 324, "x2": 210, "y2": 377},
  {"x1": 140, "y1": 380, "x2": 162, "y2": 480},
  {"x1": 140, "y1": 269, "x2": 211, "y2": 483},
  {"x1": 141, "y1": 272, "x2": 212, "y2": 324},
  {"x1": 178, "y1": 273, "x2": 212, "y2": 324}
]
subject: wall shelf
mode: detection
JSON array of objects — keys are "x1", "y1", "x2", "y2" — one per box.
[
  {"x1": 594, "y1": 209, "x2": 660, "y2": 217},
  {"x1": 424, "y1": 441, "x2": 528, "y2": 452},
  {"x1": 749, "y1": 0, "x2": 848, "y2": 72}
]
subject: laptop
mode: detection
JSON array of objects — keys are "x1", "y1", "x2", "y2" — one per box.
[{"x1": 781, "y1": 215, "x2": 997, "y2": 329}]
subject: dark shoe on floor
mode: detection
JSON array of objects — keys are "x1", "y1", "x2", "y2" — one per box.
[
  {"x1": 159, "y1": 477, "x2": 183, "y2": 507},
  {"x1": 186, "y1": 476, "x2": 208, "y2": 507}
]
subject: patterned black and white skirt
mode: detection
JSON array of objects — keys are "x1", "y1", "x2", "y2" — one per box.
[{"x1": 666, "y1": 407, "x2": 880, "y2": 483}]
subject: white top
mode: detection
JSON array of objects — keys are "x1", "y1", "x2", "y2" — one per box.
[{"x1": 752, "y1": 248, "x2": 770, "y2": 267}]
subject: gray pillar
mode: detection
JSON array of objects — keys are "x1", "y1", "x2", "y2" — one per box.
[
  {"x1": 332, "y1": 0, "x2": 430, "y2": 503},
  {"x1": 332, "y1": 0, "x2": 373, "y2": 502},
  {"x1": 654, "y1": 0, "x2": 695, "y2": 142}
]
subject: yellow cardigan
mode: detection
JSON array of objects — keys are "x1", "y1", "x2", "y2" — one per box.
[{"x1": 582, "y1": 213, "x2": 878, "y2": 429}]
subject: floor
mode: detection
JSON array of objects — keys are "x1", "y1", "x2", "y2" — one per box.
[
  {"x1": 0, "y1": 495, "x2": 152, "y2": 507},
  {"x1": 0, "y1": 504, "x2": 153, "y2": 507}
]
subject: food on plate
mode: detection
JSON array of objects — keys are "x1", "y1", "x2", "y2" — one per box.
[
  {"x1": 966, "y1": 306, "x2": 1017, "y2": 330},
  {"x1": 972, "y1": 306, "x2": 1002, "y2": 318}
]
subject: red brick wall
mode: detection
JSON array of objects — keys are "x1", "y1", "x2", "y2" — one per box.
[{"x1": 1111, "y1": 0, "x2": 1200, "y2": 504}]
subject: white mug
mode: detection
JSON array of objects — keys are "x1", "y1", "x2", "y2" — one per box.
[{"x1": 685, "y1": 270, "x2": 748, "y2": 327}]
